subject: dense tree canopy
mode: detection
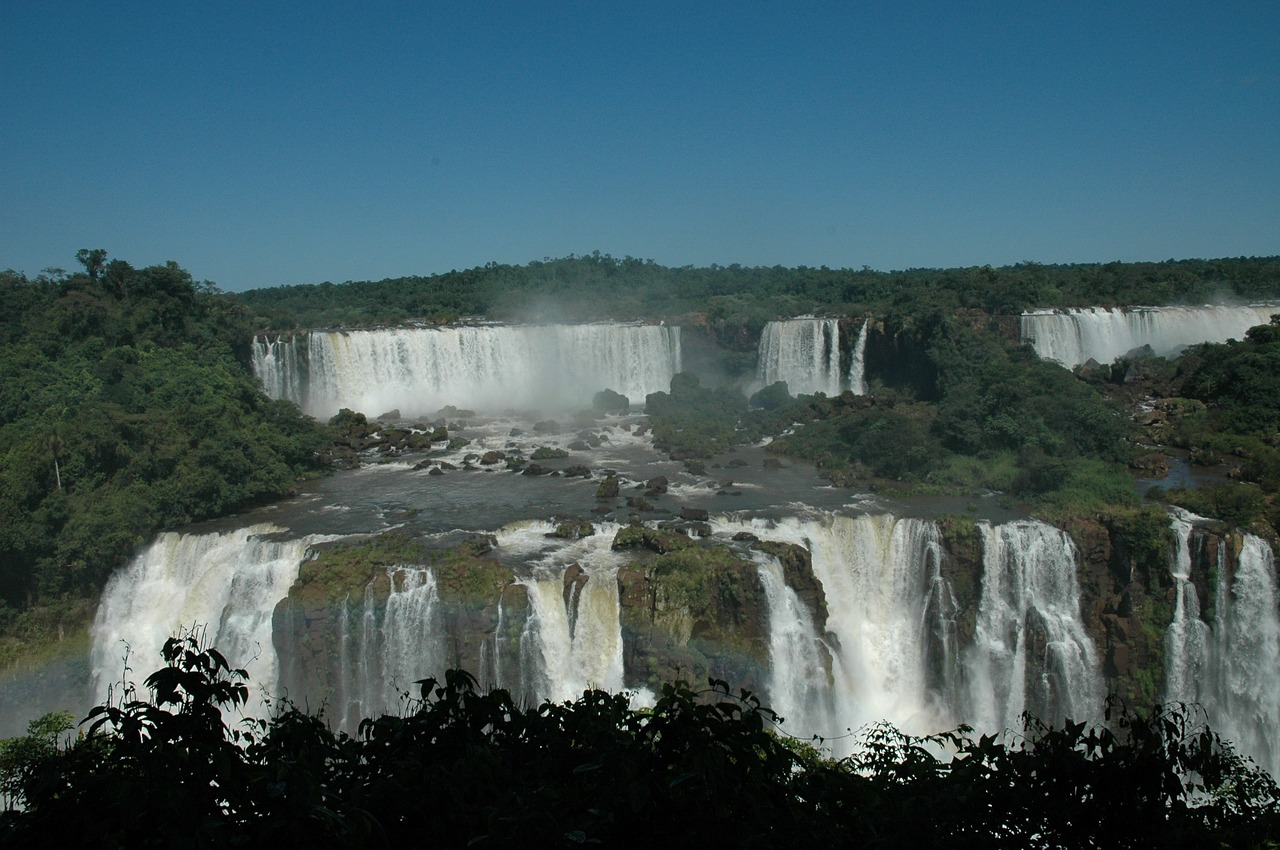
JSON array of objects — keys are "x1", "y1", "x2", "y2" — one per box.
[
  {"x1": 0, "y1": 255, "x2": 330, "y2": 648},
  {"x1": 235, "y1": 253, "x2": 1280, "y2": 333}
]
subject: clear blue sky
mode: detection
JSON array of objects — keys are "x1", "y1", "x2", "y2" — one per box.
[{"x1": 2, "y1": 2, "x2": 1277, "y2": 291}]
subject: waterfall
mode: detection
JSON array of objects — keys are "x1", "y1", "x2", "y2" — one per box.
[
  {"x1": 91, "y1": 525, "x2": 313, "y2": 718},
  {"x1": 251, "y1": 335, "x2": 305, "y2": 406},
  {"x1": 1215, "y1": 535, "x2": 1280, "y2": 775},
  {"x1": 714, "y1": 513, "x2": 959, "y2": 739},
  {"x1": 337, "y1": 567, "x2": 444, "y2": 727},
  {"x1": 752, "y1": 549, "x2": 835, "y2": 738},
  {"x1": 495, "y1": 522, "x2": 627, "y2": 704},
  {"x1": 848, "y1": 319, "x2": 869, "y2": 396},
  {"x1": 756, "y1": 318, "x2": 843, "y2": 397},
  {"x1": 253, "y1": 323, "x2": 681, "y2": 419},
  {"x1": 1165, "y1": 509, "x2": 1213, "y2": 706},
  {"x1": 965, "y1": 520, "x2": 1101, "y2": 730},
  {"x1": 1021, "y1": 304, "x2": 1279, "y2": 368},
  {"x1": 1167, "y1": 516, "x2": 1280, "y2": 777}
]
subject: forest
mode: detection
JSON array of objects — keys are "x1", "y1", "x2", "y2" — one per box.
[
  {"x1": 3, "y1": 250, "x2": 1280, "y2": 843},
  {"x1": 0, "y1": 255, "x2": 331, "y2": 667}
]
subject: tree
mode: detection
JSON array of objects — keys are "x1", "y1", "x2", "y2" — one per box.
[{"x1": 74, "y1": 249, "x2": 107, "y2": 283}]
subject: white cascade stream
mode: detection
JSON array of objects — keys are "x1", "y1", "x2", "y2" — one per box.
[
  {"x1": 90, "y1": 525, "x2": 319, "y2": 719},
  {"x1": 965, "y1": 520, "x2": 1101, "y2": 730},
  {"x1": 1021, "y1": 304, "x2": 1279, "y2": 368},
  {"x1": 756, "y1": 318, "x2": 843, "y2": 397},
  {"x1": 252, "y1": 324, "x2": 681, "y2": 419}
]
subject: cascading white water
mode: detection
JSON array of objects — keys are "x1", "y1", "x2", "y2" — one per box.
[
  {"x1": 1021, "y1": 304, "x2": 1280, "y2": 368},
  {"x1": 965, "y1": 520, "x2": 1101, "y2": 731},
  {"x1": 1215, "y1": 535, "x2": 1280, "y2": 776},
  {"x1": 1164, "y1": 509, "x2": 1213, "y2": 705},
  {"x1": 250, "y1": 335, "x2": 305, "y2": 406},
  {"x1": 497, "y1": 522, "x2": 627, "y2": 703},
  {"x1": 714, "y1": 513, "x2": 958, "y2": 740},
  {"x1": 1166, "y1": 520, "x2": 1280, "y2": 778},
  {"x1": 751, "y1": 549, "x2": 835, "y2": 737},
  {"x1": 91, "y1": 525, "x2": 315, "y2": 718},
  {"x1": 756, "y1": 318, "x2": 843, "y2": 397},
  {"x1": 253, "y1": 324, "x2": 681, "y2": 419},
  {"x1": 848, "y1": 319, "x2": 869, "y2": 396},
  {"x1": 338, "y1": 567, "x2": 444, "y2": 727}
]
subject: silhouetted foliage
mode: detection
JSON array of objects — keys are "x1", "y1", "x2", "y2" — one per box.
[{"x1": 1, "y1": 638, "x2": 1275, "y2": 848}]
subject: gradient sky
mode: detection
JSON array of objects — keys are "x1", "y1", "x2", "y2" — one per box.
[{"x1": 2, "y1": 2, "x2": 1277, "y2": 291}]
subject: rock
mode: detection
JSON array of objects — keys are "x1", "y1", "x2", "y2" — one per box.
[
  {"x1": 593, "y1": 388, "x2": 630, "y2": 415},
  {"x1": 683, "y1": 459, "x2": 706, "y2": 476},
  {"x1": 732, "y1": 531, "x2": 759, "y2": 542},
  {"x1": 428, "y1": 467, "x2": 445, "y2": 476},
  {"x1": 376, "y1": 408, "x2": 401, "y2": 421},
  {"x1": 568, "y1": 441, "x2": 592, "y2": 451},
  {"x1": 480, "y1": 450, "x2": 506, "y2": 465},
  {"x1": 626, "y1": 496, "x2": 654, "y2": 512},
  {"x1": 611, "y1": 526, "x2": 694, "y2": 554},
  {"x1": 749, "y1": 381, "x2": 791, "y2": 410},
  {"x1": 754, "y1": 541, "x2": 828, "y2": 632},
  {"x1": 521, "y1": 463, "x2": 553, "y2": 476},
  {"x1": 680, "y1": 507, "x2": 709, "y2": 522},
  {"x1": 595, "y1": 476, "x2": 620, "y2": 499},
  {"x1": 563, "y1": 563, "x2": 590, "y2": 609},
  {"x1": 531, "y1": 446, "x2": 569, "y2": 460},
  {"x1": 533, "y1": 419, "x2": 560, "y2": 434},
  {"x1": 550, "y1": 520, "x2": 596, "y2": 539},
  {"x1": 726, "y1": 458, "x2": 748, "y2": 468},
  {"x1": 562, "y1": 465, "x2": 593, "y2": 478},
  {"x1": 762, "y1": 458, "x2": 783, "y2": 469},
  {"x1": 645, "y1": 475, "x2": 669, "y2": 495}
]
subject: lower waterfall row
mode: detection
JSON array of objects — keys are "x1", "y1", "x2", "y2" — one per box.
[{"x1": 91, "y1": 511, "x2": 1279, "y2": 773}]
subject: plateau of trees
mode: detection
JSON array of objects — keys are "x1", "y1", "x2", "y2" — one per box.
[
  {"x1": 235, "y1": 252, "x2": 1280, "y2": 333},
  {"x1": 0, "y1": 634, "x2": 1275, "y2": 848},
  {"x1": 0, "y1": 254, "x2": 331, "y2": 664}
]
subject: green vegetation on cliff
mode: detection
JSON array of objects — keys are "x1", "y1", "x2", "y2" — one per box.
[
  {"x1": 1147, "y1": 317, "x2": 1280, "y2": 535},
  {"x1": 0, "y1": 253, "x2": 330, "y2": 656}
]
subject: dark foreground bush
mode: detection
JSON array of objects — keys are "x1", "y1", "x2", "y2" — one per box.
[{"x1": 1, "y1": 634, "x2": 1276, "y2": 848}]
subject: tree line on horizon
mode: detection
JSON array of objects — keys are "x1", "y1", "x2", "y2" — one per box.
[{"x1": 234, "y1": 252, "x2": 1280, "y2": 333}]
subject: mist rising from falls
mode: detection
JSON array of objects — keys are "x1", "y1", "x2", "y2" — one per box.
[
  {"x1": 1166, "y1": 515, "x2": 1280, "y2": 776},
  {"x1": 966, "y1": 521, "x2": 1101, "y2": 730},
  {"x1": 1021, "y1": 304, "x2": 1280, "y2": 368},
  {"x1": 756, "y1": 318, "x2": 868, "y2": 397},
  {"x1": 91, "y1": 526, "x2": 315, "y2": 718},
  {"x1": 253, "y1": 324, "x2": 681, "y2": 419}
]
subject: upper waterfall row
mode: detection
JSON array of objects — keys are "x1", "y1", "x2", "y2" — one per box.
[
  {"x1": 253, "y1": 318, "x2": 872, "y2": 419},
  {"x1": 1020, "y1": 304, "x2": 1280, "y2": 368},
  {"x1": 253, "y1": 324, "x2": 683, "y2": 419}
]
